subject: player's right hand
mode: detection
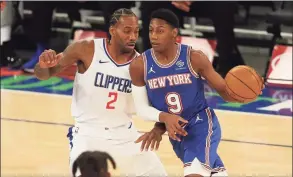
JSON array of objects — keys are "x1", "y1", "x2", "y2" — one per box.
[
  {"x1": 159, "y1": 113, "x2": 188, "y2": 141},
  {"x1": 39, "y1": 49, "x2": 63, "y2": 68}
]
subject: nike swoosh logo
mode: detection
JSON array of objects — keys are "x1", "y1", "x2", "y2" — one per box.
[{"x1": 99, "y1": 60, "x2": 109, "y2": 64}]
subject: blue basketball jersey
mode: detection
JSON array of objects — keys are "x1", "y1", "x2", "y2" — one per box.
[{"x1": 143, "y1": 44, "x2": 208, "y2": 121}]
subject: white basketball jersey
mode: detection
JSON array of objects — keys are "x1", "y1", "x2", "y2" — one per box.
[{"x1": 71, "y1": 38, "x2": 138, "y2": 128}]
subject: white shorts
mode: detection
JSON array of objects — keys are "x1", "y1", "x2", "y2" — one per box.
[{"x1": 67, "y1": 122, "x2": 167, "y2": 177}]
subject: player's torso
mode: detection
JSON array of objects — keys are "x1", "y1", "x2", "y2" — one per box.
[
  {"x1": 144, "y1": 44, "x2": 208, "y2": 120},
  {"x1": 71, "y1": 38, "x2": 136, "y2": 127}
]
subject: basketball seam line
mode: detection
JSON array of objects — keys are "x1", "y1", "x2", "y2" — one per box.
[
  {"x1": 225, "y1": 79, "x2": 250, "y2": 100},
  {"x1": 238, "y1": 66, "x2": 261, "y2": 92},
  {"x1": 229, "y1": 72, "x2": 258, "y2": 96}
]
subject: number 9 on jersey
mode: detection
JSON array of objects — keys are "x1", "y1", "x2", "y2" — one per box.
[{"x1": 165, "y1": 92, "x2": 183, "y2": 114}]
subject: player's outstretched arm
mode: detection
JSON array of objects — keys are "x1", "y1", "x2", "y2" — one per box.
[
  {"x1": 34, "y1": 40, "x2": 92, "y2": 80},
  {"x1": 190, "y1": 50, "x2": 238, "y2": 102}
]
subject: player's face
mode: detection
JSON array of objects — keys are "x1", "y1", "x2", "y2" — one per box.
[
  {"x1": 111, "y1": 16, "x2": 139, "y2": 53},
  {"x1": 149, "y1": 18, "x2": 177, "y2": 52}
]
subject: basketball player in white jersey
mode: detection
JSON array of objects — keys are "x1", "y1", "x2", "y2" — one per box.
[{"x1": 34, "y1": 8, "x2": 167, "y2": 177}]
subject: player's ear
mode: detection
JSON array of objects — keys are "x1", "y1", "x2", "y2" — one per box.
[
  {"x1": 109, "y1": 26, "x2": 115, "y2": 37},
  {"x1": 172, "y1": 28, "x2": 178, "y2": 38}
]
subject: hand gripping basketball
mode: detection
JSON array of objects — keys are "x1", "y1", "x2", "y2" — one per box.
[{"x1": 39, "y1": 49, "x2": 63, "y2": 68}]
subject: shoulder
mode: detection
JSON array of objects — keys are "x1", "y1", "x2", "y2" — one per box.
[
  {"x1": 65, "y1": 39, "x2": 94, "y2": 57},
  {"x1": 190, "y1": 49, "x2": 208, "y2": 60},
  {"x1": 130, "y1": 54, "x2": 144, "y2": 71},
  {"x1": 189, "y1": 49, "x2": 211, "y2": 73},
  {"x1": 75, "y1": 39, "x2": 94, "y2": 60},
  {"x1": 70, "y1": 39, "x2": 95, "y2": 66},
  {"x1": 190, "y1": 49, "x2": 210, "y2": 64},
  {"x1": 129, "y1": 54, "x2": 146, "y2": 85},
  {"x1": 73, "y1": 39, "x2": 94, "y2": 52}
]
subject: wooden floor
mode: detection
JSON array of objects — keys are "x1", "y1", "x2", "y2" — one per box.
[{"x1": 1, "y1": 89, "x2": 292, "y2": 176}]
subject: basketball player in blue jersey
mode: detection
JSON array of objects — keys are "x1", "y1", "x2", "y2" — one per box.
[
  {"x1": 34, "y1": 8, "x2": 167, "y2": 177},
  {"x1": 130, "y1": 9, "x2": 264, "y2": 177}
]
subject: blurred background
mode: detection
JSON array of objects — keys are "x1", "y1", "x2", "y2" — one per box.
[
  {"x1": 1, "y1": 1, "x2": 292, "y2": 81},
  {"x1": 1, "y1": 1, "x2": 292, "y2": 176}
]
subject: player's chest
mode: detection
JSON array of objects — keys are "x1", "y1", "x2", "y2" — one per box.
[
  {"x1": 146, "y1": 66, "x2": 193, "y2": 89},
  {"x1": 91, "y1": 64, "x2": 132, "y2": 94}
]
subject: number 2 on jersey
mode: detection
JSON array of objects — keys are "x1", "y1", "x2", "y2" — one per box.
[
  {"x1": 106, "y1": 92, "x2": 118, "y2": 109},
  {"x1": 165, "y1": 92, "x2": 183, "y2": 114}
]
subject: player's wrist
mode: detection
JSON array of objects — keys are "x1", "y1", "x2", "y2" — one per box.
[
  {"x1": 152, "y1": 126, "x2": 166, "y2": 135},
  {"x1": 158, "y1": 112, "x2": 168, "y2": 123},
  {"x1": 154, "y1": 122, "x2": 167, "y2": 134}
]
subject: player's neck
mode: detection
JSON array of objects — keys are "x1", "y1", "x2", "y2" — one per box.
[
  {"x1": 107, "y1": 40, "x2": 136, "y2": 63},
  {"x1": 154, "y1": 43, "x2": 178, "y2": 64}
]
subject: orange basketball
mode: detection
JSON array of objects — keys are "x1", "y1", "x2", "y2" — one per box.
[{"x1": 225, "y1": 65, "x2": 263, "y2": 103}]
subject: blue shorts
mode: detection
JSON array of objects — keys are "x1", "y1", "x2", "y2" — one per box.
[{"x1": 170, "y1": 107, "x2": 226, "y2": 172}]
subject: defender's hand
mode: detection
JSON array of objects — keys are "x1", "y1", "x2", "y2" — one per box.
[
  {"x1": 39, "y1": 49, "x2": 63, "y2": 68},
  {"x1": 135, "y1": 127, "x2": 165, "y2": 151}
]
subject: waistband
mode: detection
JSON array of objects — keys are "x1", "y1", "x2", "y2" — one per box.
[{"x1": 71, "y1": 121, "x2": 136, "y2": 138}]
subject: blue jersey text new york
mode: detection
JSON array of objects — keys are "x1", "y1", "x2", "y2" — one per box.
[{"x1": 144, "y1": 44, "x2": 208, "y2": 121}]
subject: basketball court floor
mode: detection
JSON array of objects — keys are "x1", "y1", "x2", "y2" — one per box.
[{"x1": 1, "y1": 67, "x2": 292, "y2": 176}]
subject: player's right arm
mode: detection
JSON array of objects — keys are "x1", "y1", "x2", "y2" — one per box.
[
  {"x1": 129, "y1": 55, "x2": 188, "y2": 141},
  {"x1": 190, "y1": 50, "x2": 238, "y2": 102},
  {"x1": 34, "y1": 40, "x2": 90, "y2": 80}
]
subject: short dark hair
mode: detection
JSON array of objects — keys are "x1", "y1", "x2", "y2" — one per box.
[
  {"x1": 107, "y1": 8, "x2": 136, "y2": 39},
  {"x1": 150, "y1": 8, "x2": 179, "y2": 29},
  {"x1": 72, "y1": 151, "x2": 116, "y2": 177},
  {"x1": 109, "y1": 8, "x2": 136, "y2": 27}
]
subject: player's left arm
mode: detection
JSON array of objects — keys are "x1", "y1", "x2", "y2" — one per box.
[
  {"x1": 129, "y1": 55, "x2": 166, "y2": 131},
  {"x1": 190, "y1": 50, "x2": 238, "y2": 102},
  {"x1": 130, "y1": 55, "x2": 187, "y2": 140}
]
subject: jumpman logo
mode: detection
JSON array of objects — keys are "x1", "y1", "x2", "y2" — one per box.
[
  {"x1": 148, "y1": 65, "x2": 156, "y2": 74},
  {"x1": 195, "y1": 115, "x2": 203, "y2": 124}
]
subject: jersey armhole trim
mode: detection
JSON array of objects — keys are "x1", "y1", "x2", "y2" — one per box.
[
  {"x1": 103, "y1": 39, "x2": 133, "y2": 67},
  {"x1": 142, "y1": 52, "x2": 148, "y2": 83},
  {"x1": 187, "y1": 46, "x2": 200, "y2": 78},
  {"x1": 75, "y1": 39, "x2": 96, "y2": 76}
]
